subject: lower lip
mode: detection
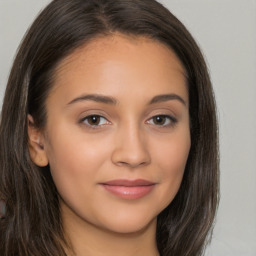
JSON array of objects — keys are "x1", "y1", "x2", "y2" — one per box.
[{"x1": 101, "y1": 184, "x2": 155, "y2": 200}]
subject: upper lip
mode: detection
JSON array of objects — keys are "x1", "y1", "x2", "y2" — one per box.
[{"x1": 101, "y1": 179, "x2": 156, "y2": 187}]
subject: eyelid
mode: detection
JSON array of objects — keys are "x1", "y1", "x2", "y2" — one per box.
[
  {"x1": 80, "y1": 114, "x2": 111, "y2": 129},
  {"x1": 146, "y1": 114, "x2": 177, "y2": 127},
  {"x1": 78, "y1": 111, "x2": 178, "y2": 130}
]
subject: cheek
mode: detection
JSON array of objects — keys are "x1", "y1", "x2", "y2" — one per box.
[
  {"x1": 161, "y1": 140, "x2": 190, "y2": 174},
  {"x1": 152, "y1": 131, "x2": 190, "y2": 204},
  {"x1": 46, "y1": 123, "x2": 110, "y2": 171},
  {"x1": 44, "y1": 128, "x2": 110, "y2": 203}
]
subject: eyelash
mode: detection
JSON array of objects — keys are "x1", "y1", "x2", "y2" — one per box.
[
  {"x1": 80, "y1": 115, "x2": 110, "y2": 129},
  {"x1": 80, "y1": 114, "x2": 177, "y2": 130},
  {"x1": 146, "y1": 115, "x2": 177, "y2": 127}
]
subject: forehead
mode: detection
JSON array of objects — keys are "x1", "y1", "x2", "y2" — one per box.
[
  {"x1": 54, "y1": 34, "x2": 185, "y2": 78},
  {"x1": 49, "y1": 34, "x2": 187, "y2": 104}
]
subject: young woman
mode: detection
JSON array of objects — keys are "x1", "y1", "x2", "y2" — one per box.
[{"x1": 0, "y1": 0, "x2": 219, "y2": 255}]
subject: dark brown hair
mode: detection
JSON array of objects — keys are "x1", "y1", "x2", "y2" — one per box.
[{"x1": 0, "y1": 0, "x2": 219, "y2": 255}]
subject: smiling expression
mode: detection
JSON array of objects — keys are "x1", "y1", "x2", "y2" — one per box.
[{"x1": 33, "y1": 34, "x2": 191, "y2": 235}]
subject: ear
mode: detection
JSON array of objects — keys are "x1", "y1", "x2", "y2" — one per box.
[{"x1": 27, "y1": 114, "x2": 49, "y2": 167}]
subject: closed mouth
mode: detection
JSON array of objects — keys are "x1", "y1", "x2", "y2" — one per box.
[{"x1": 100, "y1": 179, "x2": 156, "y2": 200}]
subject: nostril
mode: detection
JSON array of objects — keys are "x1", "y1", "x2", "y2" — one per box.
[
  {"x1": 112, "y1": 149, "x2": 151, "y2": 168},
  {"x1": 116, "y1": 160, "x2": 148, "y2": 168}
]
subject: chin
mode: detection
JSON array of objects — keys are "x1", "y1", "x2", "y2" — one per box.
[{"x1": 98, "y1": 211, "x2": 158, "y2": 235}]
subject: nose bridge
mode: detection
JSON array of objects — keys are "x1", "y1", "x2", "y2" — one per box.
[{"x1": 111, "y1": 119, "x2": 150, "y2": 168}]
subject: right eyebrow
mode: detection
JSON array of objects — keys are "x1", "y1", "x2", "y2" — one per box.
[{"x1": 67, "y1": 93, "x2": 118, "y2": 106}]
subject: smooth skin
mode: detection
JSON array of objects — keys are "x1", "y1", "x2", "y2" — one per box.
[{"x1": 28, "y1": 34, "x2": 191, "y2": 256}]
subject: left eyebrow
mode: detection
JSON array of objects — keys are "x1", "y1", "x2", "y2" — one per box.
[{"x1": 148, "y1": 94, "x2": 187, "y2": 106}]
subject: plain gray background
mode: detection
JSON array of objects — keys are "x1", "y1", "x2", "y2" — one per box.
[{"x1": 0, "y1": 0, "x2": 256, "y2": 255}]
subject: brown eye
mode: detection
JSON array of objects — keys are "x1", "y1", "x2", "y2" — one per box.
[
  {"x1": 152, "y1": 116, "x2": 167, "y2": 125},
  {"x1": 82, "y1": 115, "x2": 108, "y2": 126},
  {"x1": 148, "y1": 115, "x2": 177, "y2": 126}
]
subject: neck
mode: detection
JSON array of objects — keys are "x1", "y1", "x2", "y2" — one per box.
[{"x1": 61, "y1": 204, "x2": 159, "y2": 256}]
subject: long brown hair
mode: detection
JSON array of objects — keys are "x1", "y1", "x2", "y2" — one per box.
[{"x1": 0, "y1": 0, "x2": 219, "y2": 255}]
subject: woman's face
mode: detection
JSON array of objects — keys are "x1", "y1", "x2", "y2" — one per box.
[{"x1": 37, "y1": 34, "x2": 190, "y2": 234}]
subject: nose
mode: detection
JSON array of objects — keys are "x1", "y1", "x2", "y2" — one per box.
[{"x1": 111, "y1": 123, "x2": 151, "y2": 169}]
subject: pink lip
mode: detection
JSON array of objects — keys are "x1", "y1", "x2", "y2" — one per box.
[{"x1": 100, "y1": 179, "x2": 156, "y2": 200}]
